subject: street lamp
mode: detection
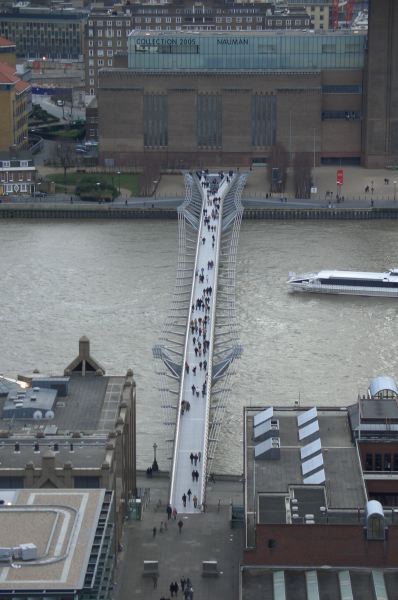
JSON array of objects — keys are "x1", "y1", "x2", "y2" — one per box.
[
  {"x1": 96, "y1": 181, "x2": 101, "y2": 202},
  {"x1": 394, "y1": 181, "x2": 397, "y2": 202},
  {"x1": 117, "y1": 171, "x2": 121, "y2": 196},
  {"x1": 152, "y1": 442, "x2": 158, "y2": 472}
]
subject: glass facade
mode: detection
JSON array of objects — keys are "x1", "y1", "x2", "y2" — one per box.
[{"x1": 128, "y1": 31, "x2": 365, "y2": 71}]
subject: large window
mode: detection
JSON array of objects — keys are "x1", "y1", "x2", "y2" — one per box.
[
  {"x1": 144, "y1": 94, "x2": 168, "y2": 147},
  {"x1": 251, "y1": 94, "x2": 276, "y2": 147},
  {"x1": 197, "y1": 94, "x2": 222, "y2": 148}
]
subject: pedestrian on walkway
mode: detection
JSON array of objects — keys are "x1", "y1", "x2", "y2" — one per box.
[
  {"x1": 192, "y1": 469, "x2": 196, "y2": 482},
  {"x1": 198, "y1": 451, "x2": 201, "y2": 462},
  {"x1": 174, "y1": 581, "x2": 179, "y2": 596},
  {"x1": 180, "y1": 576, "x2": 186, "y2": 592},
  {"x1": 152, "y1": 526, "x2": 157, "y2": 538},
  {"x1": 194, "y1": 453, "x2": 198, "y2": 466},
  {"x1": 178, "y1": 519, "x2": 184, "y2": 534},
  {"x1": 172, "y1": 507, "x2": 178, "y2": 520},
  {"x1": 160, "y1": 521, "x2": 164, "y2": 533},
  {"x1": 190, "y1": 452, "x2": 194, "y2": 464},
  {"x1": 182, "y1": 493, "x2": 187, "y2": 507},
  {"x1": 170, "y1": 582, "x2": 175, "y2": 597},
  {"x1": 167, "y1": 504, "x2": 172, "y2": 520},
  {"x1": 193, "y1": 495, "x2": 198, "y2": 508},
  {"x1": 187, "y1": 488, "x2": 192, "y2": 501}
]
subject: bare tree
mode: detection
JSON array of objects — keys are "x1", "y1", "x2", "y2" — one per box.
[
  {"x1": 56, "y1": 143, "x2": 75, "y2": 189},
  {"x1": 293, "y1": 152, "x2": 312, "y2": 199},
  {"x1": 267, "y1": 143, "x2": 289, "y2": 194},
  {"x1": 140, "y1": 156, "x2": 161, "y2": 197}
]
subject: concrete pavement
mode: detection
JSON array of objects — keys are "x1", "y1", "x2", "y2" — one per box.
[
  {"x1": 156, "y1": 166, "x2": 398, "y2": 204},
  {"x1": 116, "y1": 474, "x2": 243, "y2": 600}
]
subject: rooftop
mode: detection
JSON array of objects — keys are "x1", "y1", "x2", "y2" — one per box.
[
  {"x1": 242, "y1": 567, "x2": 398, "y2": 600},
  {"x1": 0, "y1": 37, "x2": 15, "y2": 48},
  {"x1": 245, "y1": 407, "x2": 366, "y2": 532},
  {"x1": 0, "y1": 62, "x2": 29, "y2": 92},
  {"x1": 0, "y1": 374, "x2": 124, "y2": 436},
  {"x1": 0, "y1": 488, "x2": 110, "y2": 592}
]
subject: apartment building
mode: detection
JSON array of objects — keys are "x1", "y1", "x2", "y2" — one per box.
[
  {"x1": 284, "y1": 0, "x2": 331, "y2": 30},
  {"x1": 0, "y1": 61, "x2": 30, "y2": 152}
]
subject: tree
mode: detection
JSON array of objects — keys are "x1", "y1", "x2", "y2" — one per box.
[
  {"x1": 56, "y1": 143, "x2": 75, "y2": 189},
  {"x1": 293, "y1": 152, "x2": 312, "y2": 199},
  {"x1": 140, "y1": 156, "x2": 161, "y2": 197},
  {"x1": 267, "y1": 143, "x2": 289, "y2": 194},
  {"x1": 76, "y1": 178, "x2": 117, "y2": 202}
]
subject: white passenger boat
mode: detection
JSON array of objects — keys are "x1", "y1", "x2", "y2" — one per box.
[{"x1": 287, "y1": 269, "x2": 398, "y2": 297}]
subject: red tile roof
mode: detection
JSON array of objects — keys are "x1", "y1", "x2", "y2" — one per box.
[
  {"x1": 0, "y1": 37, "x2": 15, "y2": 48},
  {"x1": 0, "y1": 62, "x2": 30, "y2": 93}
]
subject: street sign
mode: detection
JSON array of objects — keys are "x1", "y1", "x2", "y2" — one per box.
[{"x1": 336, "y1": 169, "x2": 344, "y2": 186}]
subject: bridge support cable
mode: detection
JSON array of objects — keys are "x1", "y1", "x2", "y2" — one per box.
[{"x1": 153, "y1": 170, "x2": 248, "y2": 512}]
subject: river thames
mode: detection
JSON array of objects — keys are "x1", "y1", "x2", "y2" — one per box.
[{"x1": 1, "y1": 219, "x2": 398, "y2": 473}]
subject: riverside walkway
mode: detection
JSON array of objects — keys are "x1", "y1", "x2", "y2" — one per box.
[{"x1": 154, "y1": 170, "x2": 248, "y2": 514}]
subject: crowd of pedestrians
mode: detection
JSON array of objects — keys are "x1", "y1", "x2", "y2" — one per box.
[
  {"x1": 158, "y1": 575, "x2": 194, "y2": 599},
  {"x1": 177, "y1": 170, "x2": 230, "y2": 512}
]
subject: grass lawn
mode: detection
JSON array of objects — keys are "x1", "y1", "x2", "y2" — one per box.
[{"x1": 46, "y1": 172, "x2": 140, "y2": 196}]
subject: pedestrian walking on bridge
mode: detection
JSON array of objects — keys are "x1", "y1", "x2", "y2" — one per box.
[{"x1": 178, "y1": 519, "x2": 184, "y2": 534}]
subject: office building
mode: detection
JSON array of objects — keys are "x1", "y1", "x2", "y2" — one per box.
[
  {"x1": 241, "y1": 389, "x2": 398, "y2": 599},
  {"x1": 0, "y1": 337, "x2": 136, "y2": 544},
  {"x1": 0, "y1": 488, "x2": 115, "y2": 600},
  {"x1": 0, "y1": 6, "x2": 87, "y2": 59}
]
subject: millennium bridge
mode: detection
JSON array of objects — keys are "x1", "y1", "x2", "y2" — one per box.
[{"x1": 153, "y1": 170, "x2": 248, "y2": 513}]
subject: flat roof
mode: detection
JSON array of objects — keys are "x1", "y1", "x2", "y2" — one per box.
[
  {"x1": 0, "y1": 374, "x2": 123, "y2": 434},
  {"x1": 0, "y1": 440, "x2": 109, "y2": 469},
  {"x1": 245, "y1": 408, "x2": 366, "y2": 531},
  {"x1": 0, "y1": 488, "x2": 107, "y2": 591},
  {"x1": 241, "y1": 568, "x2": 398, "y2": 600},
  {"x1": 0, "y1": 375, "x2": 124, "y2": 468}
]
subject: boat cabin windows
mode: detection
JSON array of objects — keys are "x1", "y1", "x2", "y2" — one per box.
[{"x1": 319, "y1": 278, "x2": 398, "y2": 288}]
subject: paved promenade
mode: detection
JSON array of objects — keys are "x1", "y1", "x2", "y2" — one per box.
[
  {"x1": 117, "y1": 474, "x2": 243, "y2": 600},
  {"x1": 156, "y1": 166, "x2": 398, "y2": 205}
]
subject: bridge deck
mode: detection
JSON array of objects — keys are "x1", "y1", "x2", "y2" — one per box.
[{"x1": 170, "y1": 174, "x2": 233, "y2": 514}]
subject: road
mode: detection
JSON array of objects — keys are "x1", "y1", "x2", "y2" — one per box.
[{"x1": 32, "y1": 94, "x2": 85, "y2": 122}]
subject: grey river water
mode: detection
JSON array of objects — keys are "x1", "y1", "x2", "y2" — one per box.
[{"x1": 1, "y1": 219, "x2": 398, "y2": 474}]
